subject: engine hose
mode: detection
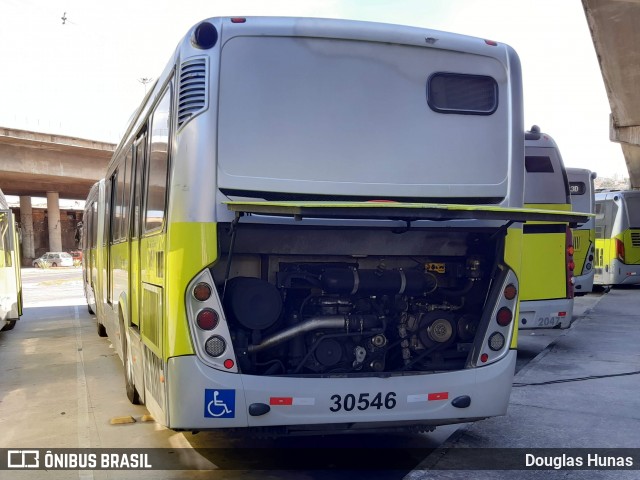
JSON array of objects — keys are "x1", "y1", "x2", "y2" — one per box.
[{"x1": 247, "y1": 315, "x2": 381, "y2": 353}]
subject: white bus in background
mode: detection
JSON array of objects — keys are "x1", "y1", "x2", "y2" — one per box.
[
  {"x1": 0, "y1": 188, "x2": 22, "y2": 332},
  {"x1": 567, "y1": 168, "x2": 597, "y2": 295},
  {"x1": 594, "y1": 190, "x2": 640, "y2": 286},
  {"x1": 83, "y1": 17, "x2": 587, "y2": 435}
]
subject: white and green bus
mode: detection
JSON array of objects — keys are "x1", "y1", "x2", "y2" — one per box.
[
  {"x1": 84, "y1": 17, "x2": 587, "y2": 434},
  {"x1": 81, "y1": 180, "x2": 102, "y2": 319},
  {"x1": 594, "y1": 190, "x2": 640, "y2": 286},
  {"x1": 567, "y1": 168, "x2": 596, "y2": 295},
  {"x1": 519, "y1": 127, "x2": 575, "y2": 330},
  {"x1": 0, "y1": 189, "x2": 22, "y2": 332}
]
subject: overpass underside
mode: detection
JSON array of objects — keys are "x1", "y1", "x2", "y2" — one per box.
[
  {"x1": 583, "y1": 0, "x2": 640, "y2": 188},
  {"x1": 0, "y1": 127, "x2": 113, "y2": 263}
]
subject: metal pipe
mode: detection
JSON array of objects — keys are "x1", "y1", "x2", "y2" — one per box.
[{"x1": 247, "y1": 316, "x2": 346, "y2": 353}]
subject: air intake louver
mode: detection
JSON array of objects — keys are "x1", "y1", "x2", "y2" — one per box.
[
  {"x1": 631, "y1": 232, "x2": 640, "y2": 247},
  {"x1": 177, "y1": 57, "x2": 208, "y2": 129}
]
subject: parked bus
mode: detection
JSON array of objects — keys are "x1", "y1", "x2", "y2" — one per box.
[
  {"x1": 567, "y1": 168, "x2": 597, "y2": 295},
  {"x1": 81, "y1": 180, "x2": 103, "y2": 324},
  {"x1": 0, "y1": 189, "x2": 22, "y2": 332},
  {"x1": 84, "y1": 17, "x2": 587, "y2": 434},
  {"x1": 518, "y1": 127, "x2": 575, "y2": 330},
  {"x1": 594, "y1": 190, "x2": 640, "y2": 286}
]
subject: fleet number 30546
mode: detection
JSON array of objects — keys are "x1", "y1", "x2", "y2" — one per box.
[{"x1": 329, "y1": 392, "x2": 397, "y2": 412}]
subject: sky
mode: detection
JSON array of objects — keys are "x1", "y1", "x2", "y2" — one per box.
[{"x1": 0, "y1": 0, "x2": 628, "y2": 179}]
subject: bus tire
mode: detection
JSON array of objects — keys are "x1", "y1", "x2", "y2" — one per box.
[
  {"x1": 97, "y1": 321, "x2": 107, "y2": 337},
  {"x1": 123, "y1": 332, "x2": 141, "y2": 405},
  {"x1": 1, "y1": 320, "x2": 16, "y2": 331},
  {"x1": 88, "y1": 303, "x2": 95, "y2": 315}
]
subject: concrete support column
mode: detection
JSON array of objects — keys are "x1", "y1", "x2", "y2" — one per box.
[
  {"x1": 19, "y1": 196, "x2": 35, "y2": 261},
  {"x1": 46, "y1": 191, "x2": 62, "y2": 252}
]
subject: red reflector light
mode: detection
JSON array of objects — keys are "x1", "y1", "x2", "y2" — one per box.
[
  {"x1": 496, "y1": 307, "x2": 513, "y2": 326},
  {"x1": 503, "y1": 284, "x2": 517, "y2": 300},
  {"x1": 558, "y1": 311, "x2": 567, "y2": 317},
  {"x1": 615, "y1": 238, "x2": 625, "y2": 262},
  {"x1": 230, "y1": 17, "x2": 246, "y2": 23},
  {"x1": 484, "y1": 39, "x2": 498, "y2": 46},
  {"x1": 193, "y1": 282, "x2": 212, "y2": 301},
  {"x1": 567, "y1": 246, "x2": 574, "y2": 256},
  {"x1": 197, "y1": 309, "x2": 219, "y2": 330},
  {"x1": 480, "y1": 353, "x2": 489, "y2": 363},
  {"x1": 428, "y1": 392, "x2": 449, "y2": 401},
  {"x1": 568, "y1": 261, "x2": 575, "y2": 271},
  {"x1": 224, "y1": 359, "x2": 234, "y2": 369},
  {"x1": 270, "y1": 397, "x2": 293, "y2": 406}
]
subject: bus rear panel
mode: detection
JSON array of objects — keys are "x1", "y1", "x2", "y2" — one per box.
[
  {"x1": 519, "y1": 127, "x2": 574, "y2": 330},
  {"x1": 86, "y1": 17, "x2": 586, "y2": 434},
  {"x1": 567, "y1": 168, "x2": 596, "y2": 295}
]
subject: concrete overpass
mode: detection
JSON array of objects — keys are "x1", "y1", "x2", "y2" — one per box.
[
  {"x1": 583, "y1": 0, "x2": 640, "y2": 188},
  {"x1": 0, "y1": 127, "x2": 114, "y2": 260}
]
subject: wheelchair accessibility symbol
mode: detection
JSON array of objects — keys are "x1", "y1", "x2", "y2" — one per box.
[{"x1": 204, "y1": 389, "x2": 235, "y2": 418}]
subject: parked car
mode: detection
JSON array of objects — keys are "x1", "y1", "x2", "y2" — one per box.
[{"x1": 32, "y1": 252, "x2": 74, "y2": 268}]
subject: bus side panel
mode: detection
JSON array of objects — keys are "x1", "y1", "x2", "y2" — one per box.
[
  {"x1": 140, "y1": 233, "x2": 166, "y2": 358},
  {"x1": 572, "y1": 229, "x2": 590, "y2": 275},
  {"x1": 594, "y1": 237, "x2": 610, "y2": 285},
  {"x1": 571, "y1": 228, "x2": 595, "y2": 294},
  {"x1": 504, "y1": 227, "x2": 523, "y2": 348},
  {"x1": 0, "y1": 211, "x2": 20, "y2": 325},
  {"x1": 519, "y1": 230, "x2": 567, "y2": 301},
  {"x1": 164, "y1": 222, "x2": 218, "y2": 359},
  {"x1": 11, "y1": 217, "x2": 21, "y2": 318}
]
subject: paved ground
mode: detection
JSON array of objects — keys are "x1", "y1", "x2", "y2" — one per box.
[
  {"x1": 407, "y1": 286, "x2": 640, "y2": 479},
  {"x1": 1, "y1": 268, "x2": 634, "y2": 479}
]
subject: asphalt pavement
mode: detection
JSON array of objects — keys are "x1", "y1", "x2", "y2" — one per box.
[{"x1": 407, "y1": 286, "x2": 640, "y2": 479}]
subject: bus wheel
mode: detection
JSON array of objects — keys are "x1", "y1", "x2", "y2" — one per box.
[
  {"x1": 97, "y1": 321, "x2": 107, "y2": 337},
  {"x1": 1, "y1": 320, "x2": 16, "y2": 331},
  {"x1": 88, "y1": 303, "x2": 95, "y2": 315},
  {"x1": 123, "y1": 333, "x2": 141, "y2": 405}
]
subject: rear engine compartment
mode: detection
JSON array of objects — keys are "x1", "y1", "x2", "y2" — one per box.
[{"x1": 210, "y1": 224, "x2": 505, "y2": 376}]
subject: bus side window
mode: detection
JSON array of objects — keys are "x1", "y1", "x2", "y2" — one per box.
[
  {"x1": 103, "y1": 179, "x2": 112, "y2": 247},
  {"x1": 595, "y1": 202, "x2": 605, "y2": 239},
  {"x1": 110, "y1": 169, "x2": 121, "y2": 244},
  {"x1": 122, "y1": 148, "x2": 133, "y2": 240},
  {"x1": 0, "y1": 212, "x2": 8, "y2": 267},
  {"x1": 91, "y1": 201, "x2": 98, "y2": 249},
  {"x1": 133, "y1": 129, "x2": 147, "y2": 240},
  {"x1": 596, "y1": 200, "x2": 618, "y2": 239},
  {"x1": 144, "y1": 85, "x2": 172, "y2": 234}
]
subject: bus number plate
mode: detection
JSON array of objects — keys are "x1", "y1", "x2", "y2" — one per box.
[
  {"x1": 537, "y1": 316, "x2": 560, "y2": 327},
  {"x1": 329, "y1": 392, "x2": 397, "y2": 412}
]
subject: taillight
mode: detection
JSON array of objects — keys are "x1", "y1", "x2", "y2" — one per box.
[
  {"x1": 503, "y1": 284, "x2": 517, "y2": 300},
  {"x1": 616, "y1": 238, "x2": 625, "y2": 263},
  {"x1": 496, "y1": 307, "x2": 513, "y2": 326},
  {"x1": 565, "y1": 227, "x2": 574, "y2": 299},
  {"x1": 197, "y1": 309, "x2": 219, "y2": 330},
  {"x1": 193, "y1": 282, "x2": 212, "y2": 301}
]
